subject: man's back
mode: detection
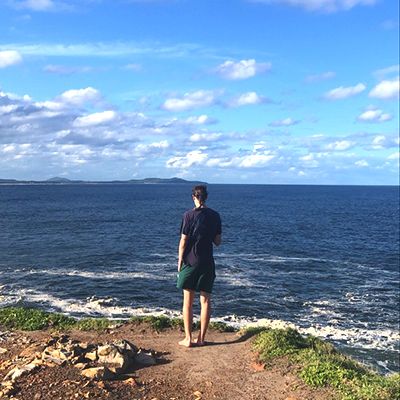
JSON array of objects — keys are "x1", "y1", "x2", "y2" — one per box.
[{"x1": 181, "y1": 207, "x2": 221, "y2": 268}]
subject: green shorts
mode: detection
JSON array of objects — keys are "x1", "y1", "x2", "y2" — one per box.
[{"x1": 177, "y1": 264, "x2": 216, "y2": 294}]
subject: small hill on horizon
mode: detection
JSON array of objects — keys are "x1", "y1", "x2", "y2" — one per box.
[{"x1": 0, "y1": 177, "x2": 207, "y2": 185}]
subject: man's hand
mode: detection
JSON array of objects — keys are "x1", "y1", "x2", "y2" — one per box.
[
  {"x1": 213, "y1": 234, "x2": 222, "y2": 246},
  {"x1": 178, "y1": 234, "x2": 188, "y2": 272}
]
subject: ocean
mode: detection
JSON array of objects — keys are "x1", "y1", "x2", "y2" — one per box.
[{"x1": 0, "y1": 184, "x2": 399, "y2": 373}]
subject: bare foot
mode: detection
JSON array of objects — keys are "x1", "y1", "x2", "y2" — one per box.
[{"x1": 178, "y1": 338, "x2": 192, "y2": 347}]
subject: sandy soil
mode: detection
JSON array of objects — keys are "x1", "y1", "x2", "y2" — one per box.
[{"x1": 0, "y1": 324, "x2": 335, "y2": 400}]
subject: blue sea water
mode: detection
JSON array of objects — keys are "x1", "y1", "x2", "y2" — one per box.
[{"x1": 0, "y1": 184, "x2": 399, "y2": 373}]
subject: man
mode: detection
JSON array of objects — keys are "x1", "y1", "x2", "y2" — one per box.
[{"x1": 177, "y1": 185, "x2": 222, "y2": 347}]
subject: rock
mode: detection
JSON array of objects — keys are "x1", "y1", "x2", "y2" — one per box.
[
  {"x1": 42, "y1": 355, "x2": 66, "y2": 366},
  {"x1": 97, "y1": 343, "x2": 133, "y2": 374},
  {"x1": 85, "y1": 350, "x2": 98, "y2": 361},
  {"x1": 135, "y1": 350, "x2": 157, "y2": 366},
  {"x1": 0, "y1": 381, "x2": 17, "y2": 397},
  {"x1": 96, "y1": 381, "x2": 109, "y2": 390},
  {"x1": 0, "y1": 347, "x2": 7, "y2": 354},
  {"x1": 41, "y1": 347, "x2": 70, "y2": 366},
  {"x1": 81, "y1": 366, "x2": 114, "y2": 381},
  {"x1": 4, "y1": 362, "x2": 39, "y2": 382},
  {"x1": 124, "y1": 377, "x2": 138, "y2": 386},
  {"x1": 74, "y1": 363, "x2": 87, "y2": 370},
  {"x1": 0, "y1": 359, "x2": 13, "y2": 371},
  {"x1": 19, "y1": 343, "x2": 46, "y2": 359},
  {"x1": 44, "y1": 348, "x2": 72, "y2": 361}
]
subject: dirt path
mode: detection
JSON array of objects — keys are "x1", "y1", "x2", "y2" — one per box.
[
  {"x1": 0, "y1": 325, "x2": 334, "y2": 400},
  {"x1": 131, "y1": 328, "x2": 333, "y2": 400}
]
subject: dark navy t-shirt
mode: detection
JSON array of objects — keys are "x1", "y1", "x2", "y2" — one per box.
[{"x1": 180, "y1": 207, "x2": 222, "y2": 268}]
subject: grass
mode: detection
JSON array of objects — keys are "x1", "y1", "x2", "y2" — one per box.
[
  {"x1": 130, "y1": 315, "x2": 185, "y2": 331},
  {"x1": 251, "y1": 327, "x2": 400, "y2": 400},
  {"x1": 0, "y1": 307, "x2": 112, "y2": 331},
  {"x1": 0, "y1": 306, "x2": 238, "y2": 334},
  {"x1": 130, "y1": 315, "x2": 237, "y2": 332}
]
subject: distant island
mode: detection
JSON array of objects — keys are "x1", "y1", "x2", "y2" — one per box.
[{"x1": 0, "y1": 177, "x2": 207, "y2": 185}]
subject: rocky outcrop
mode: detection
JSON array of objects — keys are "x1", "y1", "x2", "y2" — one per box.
[{"x1": 0, "y1": 335, "x2": 157, "y2": 398}]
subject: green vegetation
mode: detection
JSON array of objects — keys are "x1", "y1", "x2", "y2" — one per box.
[
  {"x1": 208, "y1": 321, "x2": 237, "y2": 332},
  {"x1": 0, "y1": 307, "x2": 76, "y2": 331},
  {"x1": 130, "y1": 315, "x2": 184, "y2": 331},
  {"x1": 0, "y1": 307, "x2": 112, "y2": 331},
  {"x1": 75, "y1": 318, "x2": 112, "y2": 331},
  {"x1": 129, "y1": 315, "x2": 236, "y2": 332},
  {"x1": 252, "y1": 327, "x2": 400, "y2": 400},
  {"x1": 0, "y1": 307, "x2": 238, "y2": 334}
]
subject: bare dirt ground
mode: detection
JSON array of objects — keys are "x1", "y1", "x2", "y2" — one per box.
[{"x1": 0, "y1": 323, "x2": 335, "y2": 400}]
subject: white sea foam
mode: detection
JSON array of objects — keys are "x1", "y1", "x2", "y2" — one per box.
[
  {"x1": 303, "y1": 300, "x2": 344, "y2": 318},
  {"x1": 10, "y1": 266, "x2": 258, "y2": 288},
  {"x1": 14, "y1": 267, "x2": 173, "y2": 281},
  {"x1": 217, "y1": 270, "x2": 256, "y2": 287},
  {"x1": 216, "y1": 253, "x2": 332, "y2": 263},
  {"x1": 1, "y1": 286, "x2": 399, "y2": 356},
  {"x1": 0, "y1": 287, "x2": 181, "y2": 319}
]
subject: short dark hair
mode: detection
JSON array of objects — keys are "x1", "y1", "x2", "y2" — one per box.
[{"x1": 192, "y1": 185, "x2": 208, "y2": 203}]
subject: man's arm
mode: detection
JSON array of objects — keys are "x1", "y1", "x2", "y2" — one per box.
[
  {"x1": 178, "y1": 234, "x2": 188, "y2": 272},
  {"x1": 213, "y1": 234, "x2": 221, "y2": 246}
]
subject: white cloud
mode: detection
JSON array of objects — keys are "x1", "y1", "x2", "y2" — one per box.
[
  {"x1": 14, "y1": 0, "x2": 55, "y2": 11},
  {"x1": 371, "y1": 135, "x2": 386, "y2": 149},
  {"x1": 73, "y1": 110, "x2": 117, "y2": 127},
  {"x1": 161, "y1": 90, "x2": 217, "y2": 112},
  {"x1": 387, "y1": 152, "x2": 399, "y2": 160},
  {"x1": 1, "y1": 86, "x2": 397, "y2": 183},
  {"x1": 250, "y1": 0, "x2": 377, "y2": 13},
  {"x1": 0, "y1": 105, "x2": 19, "y2": 115},
  {"x1": 202, "y1": 149, "x2": 276, "y2": 169},
  {"x1": 123, "y1": 63, "x2": 142, "y2": 72},
  {"x1": 371, "y1": 135, "x2": 399, "y2": 149},
  {"x1": 215, "y1": 59, "x2": 271, "y2": 80},
  {"x1": 355, "y1": 160, "x2": 369, "y2": 167},
  {"x1": 369, "y1": 78, "x2": 399, "y2": 100},
  {"x1": 3, "y1": 41, "x2": 208, "y2": 58},
  {"x1": 357, "y1": 107, "x2": 392, "y2": 123},
  {"x1": 1, "y1": 144, "x2": 16, "y2": 153},
  {"x1": 299, "y1": 153, "x2": 319, "y2": 167},
  {"x1": 59, "y1": 87, "x2": 101, "y2": 106},
  {"x1": 238, "y1": 153, "x2": 274, "y2": 168},
  {"x1": 305, "y1": 71, "x2": 336, "y2": 83},
  {"x1": 228, "y1": 92, "x2": 266, "y2": 107},
  {"x1": 44, "y1": 64, "x2": 93, "y2": 74},
  {"x1": 185, "y1": 115, "x2": 216, "y2": 125},
  {"x1": 190, "y1": 133, "x2": 222, "y2": 142},
  {"x1": 166, "y1": 150, "x2": 208, "y2": 169},
  {"x1": 324, "y1": 83, "x2": 366, "y2": 100},
  {"x1": 269, "y1": 117, "x2": 300, "y2": 127},
  {"x1": 373, "y1": 65, "x2": 399, "y2": 80},
  {"x1": 135, "y1": 140, "x2": 169, "y2": 155},
  {"x1": 34, "y1": 100, "x2": 65, "y2": 111},
  {"x1": 0, "y1": 50, "x2": 22, "y2": 68},
  {"x1": 325, "y1": 140, "x2": 355, "y2": 151}
]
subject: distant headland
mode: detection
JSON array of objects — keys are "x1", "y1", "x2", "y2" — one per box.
[{"x1": 0, "y1": 177, "x2": 207, "y2": 185}]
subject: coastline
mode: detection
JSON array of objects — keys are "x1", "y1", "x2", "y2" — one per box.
[{"x1": 0, "y1": 307, "x2": 399, "y2": 400}]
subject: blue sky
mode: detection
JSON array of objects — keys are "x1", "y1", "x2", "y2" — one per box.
[{"x1": 0, "y1": 0, "x2": 399, "y2": 184}]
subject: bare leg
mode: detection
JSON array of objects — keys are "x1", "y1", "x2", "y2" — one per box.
[
  {"x1": 179, "y1": 289, "x2": 195, "y2": 347},
  {"x1": 196, "y1": 291, "x2": 211, "y2": 346}
]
